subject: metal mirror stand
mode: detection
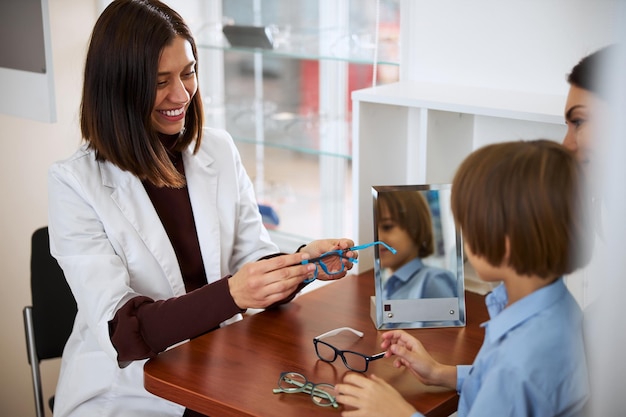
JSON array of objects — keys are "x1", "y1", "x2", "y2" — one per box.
[{"x1": 371, "y1": 184, "x2": 466, "y2": 329}]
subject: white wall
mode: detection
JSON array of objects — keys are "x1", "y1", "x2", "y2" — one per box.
[
  {"x1": 0, "y1": 1, "x2": 97, "y2": 416},
  {"x1": 401, "y1": 0, "x2": 619, "y2": 95}
]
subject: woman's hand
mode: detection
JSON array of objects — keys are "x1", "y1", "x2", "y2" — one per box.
[
  {"x1": 298, "y1": 238, "x2": 356, "y2": 281},
  {"x1": 381, "y1": 330, "x2": 457, "y2": 389},
  {"x1": 334, "y1": 373, "x2": 417, "y2": 417},
  {"x1": 228, "y1": 252, "x2": 315, "y2": 310}
]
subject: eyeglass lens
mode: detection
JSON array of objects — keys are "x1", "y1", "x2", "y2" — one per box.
[
  {"x1": 277, "y1": 372, "x2": 337, "y2": 407},
  {"x1": 317, "y1": 252, "x2": 349, "y2": 275},
  {"x1": 315, "y1": 340, "x2": 369, "y2": 372},
  {"x1": 303, "y1": 241, "x2": 397, "y2": 284},
  {"x1": 316, "y1": 241, "x2": 397, "y2": 273}
]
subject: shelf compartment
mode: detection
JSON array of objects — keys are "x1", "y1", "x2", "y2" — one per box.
[
  {"x1": 224, "y1": 99, "x2": 353, "y2": 160},
  {"x1": 196, "y1": 25, "x2": 400, "y2": 66}
]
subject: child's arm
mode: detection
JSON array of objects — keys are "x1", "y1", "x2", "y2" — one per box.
[
  {"x1": 381, "y1": 330, "x2": 458, "y2": 390},
  {"x1": 334, "y1": 331, "x2": 460, "y2": 416}
]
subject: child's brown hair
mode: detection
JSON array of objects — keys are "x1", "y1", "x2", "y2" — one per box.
[
  {"x1": 376, "y1": 190, "x2": 434, "y2": 258},
  {"x1": 451, "y1": 140, "x2": 591, "y2": 278}
]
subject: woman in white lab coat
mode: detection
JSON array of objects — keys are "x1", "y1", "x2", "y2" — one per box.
[{"x1": 48, "y1": 1, "x2": 355, "y2": 416}]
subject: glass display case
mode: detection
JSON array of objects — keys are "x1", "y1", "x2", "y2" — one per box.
[{"x1": 188, "y1": 0, "x2": 400, "y2": 250}]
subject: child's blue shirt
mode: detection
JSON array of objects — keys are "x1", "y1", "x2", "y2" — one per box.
[{"x1": 412, "y1": 278, "x2": 588, "y2": 417}]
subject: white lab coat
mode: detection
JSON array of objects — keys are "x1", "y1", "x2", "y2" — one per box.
[{"x1": 47, "y1": 128, "x2": 278, "y2": 417}]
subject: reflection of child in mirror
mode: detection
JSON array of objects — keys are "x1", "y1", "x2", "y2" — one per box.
[
  {"x1": 336, "y1": 140, "x2": 592, "y2": 417},
  {"x1": 376, "y1": 190, "x2": 457, "y2": 300}
]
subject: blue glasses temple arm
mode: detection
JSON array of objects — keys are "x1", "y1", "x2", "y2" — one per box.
[
  {"x1": 354, "y1": 241, "x2": 397, "y2": 254},
  {"x1": 302, "y1": 250, "x2": 355, "y2": 264},
  {"x1": 302, "y1": 241, "x2": 397, "y2": 265}
]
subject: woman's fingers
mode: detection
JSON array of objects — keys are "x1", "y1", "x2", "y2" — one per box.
[{"x1": 229, "y1": 253, "x2": 316, "y2": 309}]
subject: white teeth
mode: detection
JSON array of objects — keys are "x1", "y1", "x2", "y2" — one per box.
[{"x1": 161, "y1": 108, "x2": 184, "y2": 117}]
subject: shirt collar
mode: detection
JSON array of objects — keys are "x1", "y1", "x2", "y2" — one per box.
[
  {"x1": 392, "y1": 258, "x2": 424, "y2": 282},
  {"x1": 482, "y1": 277, "x2": 567, "y2": 343}
]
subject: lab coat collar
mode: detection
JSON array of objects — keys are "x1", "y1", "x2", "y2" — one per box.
[
  {"x1": 97, "y1": 140, "x2": 225, "y2": 290},
  {"x1": 182, "y1": 142, "x2": 223, "y2": 284},
  {"x1": 99, "y1": 158, "x2": 188, "y2": 295}
]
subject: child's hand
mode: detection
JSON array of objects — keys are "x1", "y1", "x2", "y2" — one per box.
[
  {"x1": 334, "y1": 373, "x2": 416, "y2": 417},
  {"x1": 381, "y1": 330, "x2": 456, "y2": 389}
]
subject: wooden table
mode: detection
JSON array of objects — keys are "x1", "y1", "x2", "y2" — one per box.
[{"x1": 144, "y1": 270, "x2": 488, "y2": 417}]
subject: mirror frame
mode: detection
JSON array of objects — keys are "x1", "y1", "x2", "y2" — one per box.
[{"x1": 372, "y1": 184, "x2": 466, "y2": 329}]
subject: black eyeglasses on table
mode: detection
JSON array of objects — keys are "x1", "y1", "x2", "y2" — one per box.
[{"x1": 313, "y1": 327, "x2": 385, "y2": 372}]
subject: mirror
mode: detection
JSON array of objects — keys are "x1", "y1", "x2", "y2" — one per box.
[{"x1": 371, "y1": 184, "x2": 465, "y2": 329}]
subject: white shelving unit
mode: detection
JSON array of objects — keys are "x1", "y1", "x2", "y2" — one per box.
[{"x1": 351, "y1": 81, "x2": 567, "y2": 273}]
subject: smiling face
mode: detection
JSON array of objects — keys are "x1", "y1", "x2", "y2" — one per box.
[
  {"x1": 152, "y1": 35, "x2": 198, "y2": 135},
  {"x1": 563, "y1": 84, "x2": 609, "y2": 173}
]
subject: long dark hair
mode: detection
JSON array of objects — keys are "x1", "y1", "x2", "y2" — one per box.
[{"x1": 80, "y1": 0, "x2": 204, "y2": 187}]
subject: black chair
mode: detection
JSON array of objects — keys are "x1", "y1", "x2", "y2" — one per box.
[{"x1": 23, "y1": 227, "x2": 77, "y2": 417}]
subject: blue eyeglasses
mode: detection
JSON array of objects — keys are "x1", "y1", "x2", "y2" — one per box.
[{"x1": 301, "y1": 241, "x2": 397, "y2": 283}]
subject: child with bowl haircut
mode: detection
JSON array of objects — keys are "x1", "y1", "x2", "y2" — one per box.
[
  {"x1": 335, "y1": 139, "x2": 592, "y2": 417},
  {"x1": 376, "y1": 189, "x2": 457, "y2": 300}
]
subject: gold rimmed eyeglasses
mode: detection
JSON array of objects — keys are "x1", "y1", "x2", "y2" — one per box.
[{"x1": 272, "y1": 371, "x2": 338, "y2": 408}]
